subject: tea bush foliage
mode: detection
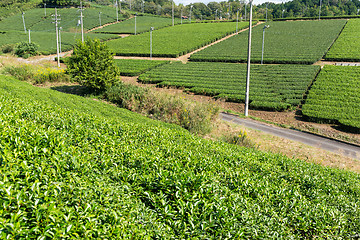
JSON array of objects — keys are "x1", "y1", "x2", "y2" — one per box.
[
  {"x1": 66, "y1": 38, "x2": 119, "y2": 91},
  {"x1": 1, "y1": 75, "x2": 360, "y2": 238}
]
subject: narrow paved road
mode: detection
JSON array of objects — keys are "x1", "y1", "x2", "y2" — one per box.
[{"x1": 221, "y1": 112, "x2": 360, "y2": 160}]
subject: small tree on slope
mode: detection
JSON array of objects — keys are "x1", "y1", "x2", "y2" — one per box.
[{"x1": 66, "y1": 38, "x2": 119, "y2": 92}]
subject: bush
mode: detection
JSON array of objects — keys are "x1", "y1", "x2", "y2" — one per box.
[
  {"x1": 221, "y1": 130, "x2": 257, "y2": 149},
  {"x1": 65, "y1": 38, "x2": 119, "y2": 92},
  {"x1": 1, "y1": 44, "x2": 16, "y2": 54},
  {"x1": 3, "y1": 65, "x2": 34, "y2": 81},
  {"x1": 105, "y1": 82, "x2": 219, "y2": 134},
  {"x1": 14, "y1": 42, "x2": 38, "y2": 58}
]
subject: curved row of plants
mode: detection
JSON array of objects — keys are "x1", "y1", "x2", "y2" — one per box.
[
  {"x1": 302, "y1": 65, "x2": 360, "y2": 131},
  {"x1": 139, "y1": 62, "x2": 320, "y2": 111},
  {"x1": 1, "y1": 75, "x2": 360, "y2": 238}
]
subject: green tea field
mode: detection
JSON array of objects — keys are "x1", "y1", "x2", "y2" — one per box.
[
  {"x1": 325, "y1": 19, "x2": 360, "y2": 61},
  {"x1": 190, "y1": 20, "x2": 346, "y2": 64},
  {"x1": 106, "y1": 22, "x2": 249, "y2": 57},
  {"x1": 1, "y1": 75, "x2": 360, "y2": 238},
  {"x1": 139, "y1": 62, "x2": 320, "y2": 111},
  {"x1": 94, "y1": 15, "x2": 181, "y2": 34},
  {"x1": 302, "y1": 65, "x2": 360, "y2": 129},
  {"x1": 114, "y1": 59, "x2": 170, "y2": 76}
]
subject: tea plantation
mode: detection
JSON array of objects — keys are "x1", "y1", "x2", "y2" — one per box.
[
  {"x1": 302, "y1": 65, "x2": 360, "y2": 130},
  {"x1": 325, "y1": 19, "x2": 360, "y2": 61},
  {"x1": 1, "y1": 75, "x2": 359, "y2": 238},
  {"x1": 94, "y1": 15, "x2": 181, "y2": 35},
  {"x1": 139, "y1": 62, "x2": 320, "y2": 111},
  {"x1": 106, "y1": 22, "x2": 249, "y2": 57},
  {"x1": 114, "y1": 59, "x2": 170, "y2": 76},
  {"x1": 190, "y1": 20, "x2": 346, "y2": 64}
]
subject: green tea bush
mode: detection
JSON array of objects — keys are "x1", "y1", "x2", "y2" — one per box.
[
  {"x1": 1, "y1": 75, "x2": 360, "y2": 238},
  {"x1": 14, "y1": 41, "x2": 38, "y2": 58},
  {"x1": 66, "y1": 38, "x2": 119, "y2": 92}
]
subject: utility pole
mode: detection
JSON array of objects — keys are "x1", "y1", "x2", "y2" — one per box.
[
  {"x1": 228, "y1": 2, "x2": 231, "y2": 20},
  {"x1": 244, "y1": 0, "x2": 253, "y2": 117},
  {"x1": 28, "y1": 29, "x2": 31, "y2": 43},
  {"x1": 215, "y1": 9, "x2": 218, "y2": 20},
  {"x1": 52, "y1": 8, "x2": 61, "y2": 68},
  {"x1": 181, "y1": 7, "x2": 183, "y2": 24},
  {"x1": 142, "y1": 0, "x2": 144, "y2": 13},
  {"x1": 129, "y1": 0, "x2": 131, "y2": 10},
  {"x1": 115, "y1": 0, "x2": 119, "y2": 22},
  {"x1": 319, "y1": 0, "x2": 322, "y2": 20},
  {"x1": 189, "y1": 5, "x2": 193, "y2": 23},
  {"x1": 150, "y1": 27, "x2": 154, "y2": 59},
  {"x1": 59, "y1": 27, "x2": 62, "y2": 53},
  {"x1": 236, "y1": 8, "x2": 239, "y2": 32},
  {"x1": 22, "y1": 12, "x2": 26, "y2": 33},
  {"x1": 266, "y1": 2, "x2": 268, "y2": 22},
  {"x1": 44, "y1": 3, "x2": 46, "y2": 16},
  {"x1": 134, "y1": 13, "x2": 137, "y2": 35},
  {"x1": 172, "y1": 0, "x2": 174, "y2": 26},
  {"x1": 99, "y1": 11, "x2": 102, "y2": 27},
  {"x1": 79, "y1": 1, "x2": 84, "y2": 43},
  {"x1": 261, "y1": 25, "x2": 269, "y2": 65}
]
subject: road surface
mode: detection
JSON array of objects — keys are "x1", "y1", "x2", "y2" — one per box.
[{"x1": 221, "y1": 112, "x2": 360, "y2": 160}]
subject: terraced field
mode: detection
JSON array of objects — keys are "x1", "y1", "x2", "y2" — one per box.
[
  {"x1": 1, "y1": 75, "x2": 360, "y2": 238},
  {"x1": 94, "y1": 15, "x2": 181, "y2": 35},
  {"x1": 0, "y1": 31, "x2": 119, "y2": 55},
  {"x1": 0, "y1": 6, "x2": 123, "y2": 32},
  {"x1": 190, "y1": 20, "x2": 346, "y2": 64},
  {"x1": 325, "y1": 19, "x2": 360, "y2": 61},
  {"x1": 302, "y1": 65, "x2": 360, "y2": 130},
  {"x1": 114, "y1": 59, "x2": 170, "y2": 76},
  {"x1": 106, "y1": 22, "x2": 249, "y2": 57},
  {"x1": 139, "y1": 62, "x2": 320, "y2": 111}
]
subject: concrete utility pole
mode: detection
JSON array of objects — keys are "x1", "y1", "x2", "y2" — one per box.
[
  {"x1": 115, "y1": 0, "x2": 119, "y2": 22},
  {"x1": 99, "y1": 11, "x2": 102, "y2": 26},
  {"x1": 22, "y1": 12, "x2": 26, "y2": 33},
  {"x1": 28, "y1": 29, "x2": 31, "y2": 43},
  {"x1": 181, "y1": 7, "x2": 183, "y2": 24},
  {"x1": 172, "y1": 0, "x2": 174, "y2": 26},
  {"x1": 189, "y1": 5, "x2": 193, "y2": 23},
  {"x1": 79, "y1": 1, "x2": 84, "y2": 42},
  {"x1": 215, "y1": 9, "x2": 218, "y2": 20},
  {"x1": 266, "y1": 2, "x2": 268, "y2": 22},
  {"x1": 134, "y1": 13, "x2": 137, "y2": 35},
  {"x1": 129, "y1": 0, "x2": 131, "y2": 10},
  {"x1": 236, "y1": 8, "x2": 239, "y2": 32},
  {"x1": 142, "y1": 0, "x2": 144, "y2": 13},
  {"x1": 150, "y1": 27, "x2": 154, "y2": 59},
  {"x1": 244, "y1": 0, "x2": 253, "y2": 117},
  {"x1": 52, "y1": 8, "x2": 61, "y2": 68},
  {"x1": 261, "y1": 25, "x2": 270, "y2": 64},
  {"x1": 59, "y1": 27, "x2": 62, "y2": 53},
  {"x1": 319, "y1": 0, "x2": 322, "y2": 20},
  {"x1": 44, "y1": 3, "x2": 46, "y2": 16}
]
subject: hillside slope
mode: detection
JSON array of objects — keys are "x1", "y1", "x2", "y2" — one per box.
[{"x1": 0, "y1": 75, "x2": 360, "y2": 238}]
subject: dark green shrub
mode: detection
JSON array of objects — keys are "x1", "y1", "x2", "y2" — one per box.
[
  {"x1": 65, "y1": 38, "x2": 119, "y2": 92},
  {"x1": 1, "y1": 44, "x2": 16, "y2": 54},
  {"x1": 14, "y1": 42, "x2": 38, "y2": 58}
]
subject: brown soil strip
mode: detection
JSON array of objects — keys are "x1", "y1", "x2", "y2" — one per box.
[{"x1": 86, "y1": 16, "x2": 134, "y2": 33}]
